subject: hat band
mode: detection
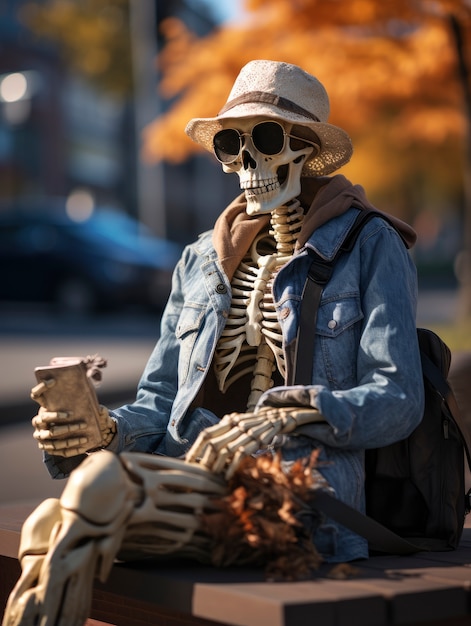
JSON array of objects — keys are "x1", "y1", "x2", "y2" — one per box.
[{"x1": 218, "y1": 91, "x2": 320, "y2": 122}]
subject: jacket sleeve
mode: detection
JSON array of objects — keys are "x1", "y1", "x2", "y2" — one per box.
[
  {"x1": 106, "y1": 256, "x2": 188, "y2": 454},
  {"x1": 257, "y1": 223, "x2": 424, "y2": 450},
  {"x1": 43, "y1": 253, "x2": 188, "y2": 479}
]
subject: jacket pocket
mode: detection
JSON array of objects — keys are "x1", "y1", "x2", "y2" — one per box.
[
  {"x1": 175, "y1": 304, "x2": 205, "y2": 384},
  {"x1": 316, "y1": 294, "x2": 363, "y2": 387}
]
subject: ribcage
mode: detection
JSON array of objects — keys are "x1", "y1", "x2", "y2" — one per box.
[
  {"x1": 213, "y1": 203, "x2": 304, "y2": 409},
  {"x1": 214, "y1": 240, "x2": 285, "y2": 394}
]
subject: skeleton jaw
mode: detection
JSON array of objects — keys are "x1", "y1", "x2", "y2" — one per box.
[{"x1": 241, "y1": 172, "x2": 301, "y2": 215}]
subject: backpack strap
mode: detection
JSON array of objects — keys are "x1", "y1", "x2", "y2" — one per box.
[
  {"x1": 421, "y1": 345, "x2": 471, "y2": 475},
  {"x1": 288, "y1": 259, "x2": 329, "y2": 386},
  {"x1": 313, "y1": 490, "x2": 425, "y2": 554},
  {"x1": 291, "y1": 210, "x2": 385, "y2": 385}
]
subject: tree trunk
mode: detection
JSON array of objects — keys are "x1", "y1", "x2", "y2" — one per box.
[{"x1": 449, "y1": 14, "x2": 471, "y2": 320}]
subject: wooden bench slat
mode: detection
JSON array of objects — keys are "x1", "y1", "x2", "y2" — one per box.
[{"x1": 3, "y1": 502, "x2": 471, "y2": 626}]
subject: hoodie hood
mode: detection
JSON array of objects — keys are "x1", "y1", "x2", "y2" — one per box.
[{"x1": 212, "y1": 175, "x2": 416, "y2": 281}]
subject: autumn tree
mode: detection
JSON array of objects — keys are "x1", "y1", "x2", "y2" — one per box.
[
  {"x1": 19, "y1": 0, "x2": 132, "y2": 94},
  {"x1": 19, "y1": 0, "x2": 471, "y2": 316},
  {"x1": 146, "y1": 0, "x2": 468, "y2": 163},
  {"x1": 145, "y1": 0, "x2": 471, "y2": 317}
]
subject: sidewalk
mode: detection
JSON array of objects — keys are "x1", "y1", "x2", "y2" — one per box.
[
  {"x1": 0, "y1": 335, "x2": 154, "y2": 424},
  {"x1": 0, "y1": 334, "x2": 155, "y2": 504}
]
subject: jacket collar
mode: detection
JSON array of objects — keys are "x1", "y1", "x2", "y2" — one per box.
[{"x1": 211, "y1": 175, "x2": 416, "y2": 281}]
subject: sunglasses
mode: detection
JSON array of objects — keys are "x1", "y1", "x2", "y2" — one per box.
[{"x1": 213, "y1": 120, "x2": 317, "y2": 164}]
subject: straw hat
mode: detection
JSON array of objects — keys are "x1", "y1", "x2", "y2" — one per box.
[{"x1": 185, "y1": 60, "x2": 353, "y2": 176}]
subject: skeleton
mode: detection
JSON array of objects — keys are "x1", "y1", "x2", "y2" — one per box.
[
  {"x1": 214, "y1": 201, "x2": 305, "y2": 409},
  {"x1": 2, "y1": 115, "x2": 328, "y2": 626},
  {"x1": 212, "y1": 116, "x2": 316, "y2": 410}
]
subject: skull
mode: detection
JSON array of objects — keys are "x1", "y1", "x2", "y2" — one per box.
[{"x1": 218, "y1": 117, "x2": 318, "y2": 215}]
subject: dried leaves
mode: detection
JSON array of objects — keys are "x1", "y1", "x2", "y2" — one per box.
[{"x1": 202, "y1": 451, "x2": 323, "y2": 581}]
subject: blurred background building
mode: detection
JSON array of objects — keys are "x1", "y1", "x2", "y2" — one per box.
[{"x1": 0, "y1": 0, "x2": 239, "y2": 246}]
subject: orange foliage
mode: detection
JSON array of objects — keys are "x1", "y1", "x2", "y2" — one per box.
[
  {"x1": 20, "y1": 0, "x2": 132, "y2": 94},
  {"x1": 203, "y1": 451, "x2": 322, "y2": 580},
  {"x1": 143, "y1": 0, "x2": 470, "y2": 167}
]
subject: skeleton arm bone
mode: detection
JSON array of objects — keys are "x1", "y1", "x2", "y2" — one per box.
[{"x1": 185, "y1": 405, "x2": 326, "y2": 478}]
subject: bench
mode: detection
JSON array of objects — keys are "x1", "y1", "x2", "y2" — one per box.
[{"x1": 2, "y1": 501, "x2": 471, "y2": 626}]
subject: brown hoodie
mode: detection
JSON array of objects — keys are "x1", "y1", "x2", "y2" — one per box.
[{"x1": 212, "y1": 174, "x2": 416, "y2": 281}]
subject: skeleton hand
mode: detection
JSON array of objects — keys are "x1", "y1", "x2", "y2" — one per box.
[
  {"x1": 185, "y1": 405, "x2": 325, "y2": 479},
  {"x1": 32, "y1": 404, "x2": 116, "y2": 457},
  {"x1": 30, "y1": 355, "x2": 116, "y2": 457}
]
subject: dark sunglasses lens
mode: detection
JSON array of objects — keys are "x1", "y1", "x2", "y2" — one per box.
[
  {"x1": 252, "y1": 122, "x2": 285, "y2": 155},
  {"x1": 213, "y1": 129, "x2": 240, "y2": 162}
]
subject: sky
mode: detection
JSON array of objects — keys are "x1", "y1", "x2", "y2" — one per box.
[{"x1": 199, "y1": 0, "x2": 245, "y2": 24}]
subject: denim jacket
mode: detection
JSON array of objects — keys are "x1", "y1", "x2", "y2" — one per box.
[{"x1": 45, "y1": 206, "x2": 424, "y2": 563}]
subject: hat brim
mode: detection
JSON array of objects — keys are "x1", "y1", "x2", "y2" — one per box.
[{"x1": 185, "y1": 103, "x2": 353, "y2": 176}]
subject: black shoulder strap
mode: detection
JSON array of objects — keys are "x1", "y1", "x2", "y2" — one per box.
[
  {"x1": 313, "y1": 490, "x2": 425, "y2": 554},
  {"x1": 290, "y1": 210, "x2": 385, "y2": 385}
]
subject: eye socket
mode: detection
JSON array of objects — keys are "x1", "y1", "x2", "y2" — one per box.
[
  {"x1": 213, "y1": 129, "x2": 241, "y2": 162},
  {"x1": 251, "y1": 121, "x2": 285, "y2": 155}
]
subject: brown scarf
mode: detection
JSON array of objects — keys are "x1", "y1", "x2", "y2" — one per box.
[{"x1": 212, "y1": 174, "x2": 417, "y2": 281}]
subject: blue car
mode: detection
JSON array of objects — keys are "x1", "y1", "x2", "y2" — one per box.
[{"x1": 0, "y1": 201, "x2": 183, "y2": 314}]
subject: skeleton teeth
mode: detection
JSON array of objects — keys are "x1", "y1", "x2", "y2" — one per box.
[{"x1": 241, "y1": 178, "x2": 280, "y2": 195}]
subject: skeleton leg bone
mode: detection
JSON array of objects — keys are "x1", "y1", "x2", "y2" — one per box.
[
  {"x1": 117, "y1": 453, "x2": 226, "y2": 562},
  {"x1": 2, "y1": 452, "x2": 141, "y2": 626},
  {"x1": 2, "y1": 451, "x2": 226, "y2": 626},
  {"x1": 2, "y1": 498, "x2": 62, "y2": 626}
]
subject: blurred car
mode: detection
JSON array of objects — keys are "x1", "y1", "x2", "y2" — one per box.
[{"x1": 0, "y1": 200, "x2": 183, "y2": 314}]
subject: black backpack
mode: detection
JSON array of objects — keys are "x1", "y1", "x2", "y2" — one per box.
[{"x1": 292, "y1": 209, "x2": 471, "y2": 553}]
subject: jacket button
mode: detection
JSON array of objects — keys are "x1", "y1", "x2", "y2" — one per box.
[
  {"x1": 328, "y1": 319, "x2": 337, "y2": 329},
  {"x1": 216, "y1": 283, "x2": 227, "y2": 294}
]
